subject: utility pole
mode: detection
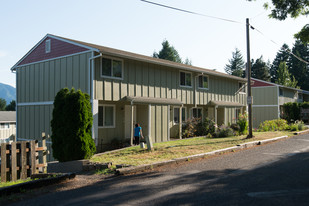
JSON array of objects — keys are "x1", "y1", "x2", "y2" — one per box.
[{"x1": 246, "y1": 18, "x2": 253, "y2": 138}]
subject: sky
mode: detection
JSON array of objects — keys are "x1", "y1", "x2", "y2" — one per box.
[{"x1": 0, "y1": 0, "x2": 308, "y2": 88}]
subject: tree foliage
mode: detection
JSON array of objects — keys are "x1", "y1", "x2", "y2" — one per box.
[
  {"x1": 287, "y1": 40, "x2": 309, "y2": 90},
  {"x1": 276, "y1": 61, "x2": 298, "y2": 88},
  {"x1": 5, "y1": 100, "x2": 16, "y2": 111},
  {"x1": 270, "y1": 44, "x2": 290, "y2": 83},
  {"x1": 225, "y1": 48, "x2": 245, "y2": 77},
  {"x1": 0, "y1": 98, "x2": 6, "y2": 111},
  {"x1": 153, "y1": 40, "x2": 192, "y2": 65},
  {"x1": 251, "y1": 56, "x2": 271, "y2": 81},
  {"x1": 51, "y1": 88, "x2": 96, "y2": 162}
]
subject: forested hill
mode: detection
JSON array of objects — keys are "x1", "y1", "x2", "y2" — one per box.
[{"x1": 0, "y1": 83, "x2": 16, "y2": 103}]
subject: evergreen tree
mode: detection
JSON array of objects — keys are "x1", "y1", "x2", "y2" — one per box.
[
  {"x1": 287, "y1": 40, "x2": 309, "y2": 90},
  {"x1": 276, "y1": 61, "x2": 298, "y2": 88},
  {"x1": 5, "y1": 100, "x2": 16, "y2": 111},
  {"x1": 225, "y1": 48, "x2": 245, "y2": 77},
  {"x1": 51, "y1": 88, "x2": 96, "y2": 162},
  {"x1": 153, "y1": 40, "x2": 183, "y2": 63},
  {"x1": 270, "y1": 44, "x2": 290, "y2": 83},
  {"x1": 0, "y1": 98, "x2": 6, "y2": 111},
  {"x1": 251, "y1": 56, "x2": 271, "y2": 81}
]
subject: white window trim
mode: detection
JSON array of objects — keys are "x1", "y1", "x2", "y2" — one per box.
[
  {"x1": 100, "y1": 56, "x2": 124, "y2": 80},
  {"x1": 238, "y1": 82, "x2": 246, "y2": 94},
  {"x1": 191, "y1": 107, "x2": 203, "y2": 119},
  {"x1": 45, "y1": 39, "x2": 51, "y2": 53},
  {"x1": 179, "y1": 70, "x2": 193, "y2": 88},
  {"x1": 197, "y1": 75, "x2": 209, "y2": 90},
  {"x1": 98, "y1": 104, "x2": 116, "y2": 128},
  {"x1": 173, "y1": 107, "x2": 187, "y2": 125}
]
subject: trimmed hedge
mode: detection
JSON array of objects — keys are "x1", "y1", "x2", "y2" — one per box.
[
  {"x1": 51, "y1": 88, "x2": 96, "y2": 162},
  {"x1": 283, "y1": 102, "x2": 309, "y2": 123}
]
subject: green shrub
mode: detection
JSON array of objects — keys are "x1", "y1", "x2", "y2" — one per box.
[
  {"x1": 51, "y1": 88, "x2": 96, "y2": 162},
  {"x1": 182, "y1": 118, "x2": 200, "y2": 138},
  {"x1": 195, "y1": 117, "x2": 216, "y2": 136},
  {"x1": 213, "y1": 125, "x2": 234, "y2": 138},
  {"x1": 237, "y1": 113, "x2": 248, "y2": 135},
  {"x1": 282, "y1": 102, "x2": 300, "y2": 123},
  {"x1": 259, "y1": 119, "x2": 288, "y2": 131}
]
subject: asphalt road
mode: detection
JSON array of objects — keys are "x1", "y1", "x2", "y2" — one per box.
[{"x1": 9, "y1": 134, "x2": 309, "y2": 206}]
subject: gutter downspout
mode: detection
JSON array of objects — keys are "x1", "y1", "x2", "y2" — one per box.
[
  {"x1": 11, "y1": 69, "x2": 17, "y2": 141},
  {"x1": 88, "y1": 52, "x2": 102, "y2": 146},
  {"x1": 131, "y1": 99, "x2": 134, "y2": 146}
]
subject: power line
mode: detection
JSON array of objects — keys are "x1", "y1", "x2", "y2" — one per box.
[
  {"x1": 140, "y1": 0, "x2": 242, "y2": 24},
  {"x1": 251, "y1": 24, "x2": 309, "y2": 65},
  {"x1": 141, "y1": 0, "x2": 309, "y2": 65}
]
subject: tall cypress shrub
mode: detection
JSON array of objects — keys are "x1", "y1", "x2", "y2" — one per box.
[{"x1": 51, "y1": 88, "x2": 96, "y2": 162}]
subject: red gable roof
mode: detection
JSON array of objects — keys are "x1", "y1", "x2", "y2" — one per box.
[
  {"x1": 251, "y1": 79, "x2": 275, "y2": 87},
  {"x1": 17, "y1": 36, "x2": 90, "y2": 66}
]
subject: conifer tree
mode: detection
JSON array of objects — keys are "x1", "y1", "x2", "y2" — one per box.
[
  {"x1": 51, "y1": 88, "x2": 96, "y2": 162},
  {"x1": 225, "y1": 48, "x2": 245, "y2": 77},
  {"x1": 251, "y1": 56, "x2": 271, "y2": 81},
  {"x1": 270, "y1": 44, "x2": 290, "y2": 83}
]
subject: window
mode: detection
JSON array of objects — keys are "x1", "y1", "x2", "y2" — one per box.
[
  {"x1": 101, "y1": 57, "x2": 123, "y2": 79},
  {"x1": 173, "y1": 107, "x2": 186, "y2": 124},
  {"x1": 198, "y1": 75, "x2": 209, "y2": 89},
  {"x1": 0, "y1": 123, "x2": 10, "y2": 129},
  {"x1": 45, "y1": 39, "x2": 51, "y2": 53},
  {"x1": 98, "y1": 105, "x2": 115, "y2": 128},
  {"x1": 279, "y1": 88, "x2": 283, "y2": 96},
  {"x1": 180, "y1": 71, "x2": 192, "y2": 87},
  {"x1": 192, "y1": 108, "x2": 202, "y2": 119},
  {"x1": 299, "y1": 93, "x2": 303, "y2": 100},
  {"x1": 239, "y1": 82, "x2": 245, "y2": 93}
]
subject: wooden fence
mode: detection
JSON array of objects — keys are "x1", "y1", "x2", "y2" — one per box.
[{"x1": 0, "y1": 133, "x2": 49, "y2": 182}]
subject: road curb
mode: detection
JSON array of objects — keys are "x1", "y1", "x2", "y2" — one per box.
[{"x1": 116, "y1": 135, "x2": 289, "y2": 175}]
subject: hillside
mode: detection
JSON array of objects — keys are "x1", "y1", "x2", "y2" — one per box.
[{"x1": 0, "y1": 83, "x2": 16, "y2": 104}]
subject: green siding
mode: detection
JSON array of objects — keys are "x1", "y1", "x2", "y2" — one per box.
[
  {"x1": 17, "y1": 52, "x2": 92, "y2": 103},
  {"x1": 94, "y1": 58, "x2": 246, "y2": 105},
  {"x1": 252, "y1": 86, "x2": 278, "y2": 105},
  {"x1": 279, "y1": 88, "x2": 297, "y2": 105},
  {"x1": 252, "y1": 106, "x2": 279, "y2": 128}
]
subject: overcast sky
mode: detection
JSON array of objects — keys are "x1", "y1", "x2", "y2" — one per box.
[{"x1": 0, "y1": 0, "x2": 308, "y2": 87}]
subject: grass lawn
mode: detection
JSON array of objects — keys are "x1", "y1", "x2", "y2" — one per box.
[
  {"x1": 91, "y1": 131, "x2": 293, "y2": 166},
  {"x1": 0, "y1": 178, "x2": 33, "y2": 188}
]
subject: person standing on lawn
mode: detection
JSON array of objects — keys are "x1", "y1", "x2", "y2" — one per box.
[{"x1": 134, "y1": 123, "x2": 143, "y2": 145}]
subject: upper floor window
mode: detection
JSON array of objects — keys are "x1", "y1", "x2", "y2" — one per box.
[
  {"x1": 279, "y1": 88, "x2": 283, "y2": 96},
  {"x1": 45, "y1": 39, "x2": 51, "y2": 53},
  {"x1": 238, "y1": 82, "x2": 245, "y2": 93},
  {"x1": 101, "y1": 57, "x2": 123, "y2": 79},
  {"x1": 198, "y1": 75, "x2": 209, "y2": 89},
  {"x1": 180, "y1": 71, "x2": 192, "y2": 87}
]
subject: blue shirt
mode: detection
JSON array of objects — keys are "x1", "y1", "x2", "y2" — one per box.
[{"x1": 134, "y1": 126, "x2": 142, "y2": 137}]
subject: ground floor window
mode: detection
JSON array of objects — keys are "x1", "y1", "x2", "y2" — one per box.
[
  {"x1": 98, "y1": 105, "x2": 115, "y2": 128},
  {"x1": 191, "y1": 108, "x2": 202, "y2": 119},
  {"x1": 0, "y1": 123, "x2": 10, "y2": 129},
  {"x1": 173, "y1": 107, "x2": 186, "y2": 124}
]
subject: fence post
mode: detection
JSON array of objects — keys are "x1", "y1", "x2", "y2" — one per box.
[
  {"x1": 1, "y1": 143, "x2": 7, "y2": 182},
  {"x1": 30, "y1": 140, "x2": 37, "y2": 175},
  {"x1": 42, "y1": 132, "x2": 47, "y2": 173},
  {"x1": 20, "y1": 141, "x2": 27, "y2": 179},
  {"x1": 11, "y1": 142, "x2": 17, "y2": 182}
]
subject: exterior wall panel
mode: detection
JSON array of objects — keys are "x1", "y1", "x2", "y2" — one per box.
[
  {"x1": 252, "y1": 86, "x2": 278, "y2": 105},
  {"x1": 252, "y1": 106, "x2": 279, "y2": 128}
]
